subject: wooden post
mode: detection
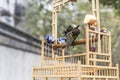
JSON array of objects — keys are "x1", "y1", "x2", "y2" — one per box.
[
  {"x1": 116, "y1": 64, "x2": 119, "y2": 80},
  {"x1": 41, "y1": 39, "x2": 44, "y2": 67},
  {"x1": 92, "y1": 0, "x2": 101, "y2": 53},
  {"x1": 55, "y1": 11, "x2": 57, "y2": 42},
  {"x1": 77, "y1": 61, "x2": 81, "y2": 80},
  {"x1": 52, "y1": 45, "x2": 55, "y2": 59},
  {"x1": 106, "y1": 36, "x2": 108, "y2": 53},
  {"x1": 108, "y1": 32, "x2": 112, "y2": 66},
  {"x1": 52, "y1": 11, "x2": 55, "y2": 36},
  {"x1": 54, "y1": 55, "x2": 58, "y2": 76},
  {"x1": 55, "y1": 55, "x2": 58, "y2": 66},
  {"x1": 86, "y1": 26, "x2": 89, "y2": 65},
  {"x1": 96, "y1": 0, "x2": 101, "y2": 53},
  {"x1": 94, "y1": 68, "x2": 97, "y2": 80},
  {"x1": 61, "y1": 77, "x2": 64, "y2": 80},
  {"x1": 46, "y1": 77, "x2": 48, "y2": 80},
  {"x1": 32, "y1": 66, "x2": 35, "y2": 80},
  {"x1": 62, "y1": 49, "x2": 65, "y2": 64},
  {"x1": 32, "y1": 77, "x2": 35, "y2": 80},
  {"x1": 91, "y1": 0, "x2": 101, "y2": 67},
  {"x1": 103, "y1": 35, "x2": 105, "y2": 53}
]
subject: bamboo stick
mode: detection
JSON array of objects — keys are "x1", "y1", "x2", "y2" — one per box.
[
  {"x1": 41, "y1": 39, "x2": 45, "y2": 67},
  {"x1": 53, "y1": 38, "x2": 98, "y2": 48}
]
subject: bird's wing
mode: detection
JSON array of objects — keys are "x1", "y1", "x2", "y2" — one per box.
[
  {"x1": 72, "y1": 29, "x2": 80, "y2": 35},
  {"x1": 72, "y1": 29, "x2": 80, "y2": 40},
  {"x1": 66, "y1": 32, "x2": 74, "y2": 48}
]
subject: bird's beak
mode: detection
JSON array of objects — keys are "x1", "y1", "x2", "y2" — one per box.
[
  {"x1": 77, "y1": 25, "x2": 81, "y2": 30},
  {"x1": 74, "y1": 25, "x2": 79, "y2": 29}
]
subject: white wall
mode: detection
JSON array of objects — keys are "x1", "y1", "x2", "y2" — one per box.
[{"x1": 0, "y1": 45, "x2": 41, "y2": 80}]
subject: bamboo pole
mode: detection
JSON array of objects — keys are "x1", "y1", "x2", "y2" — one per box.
[
  {"x1": 108, "y1": 32, "x2": 112, "y2": 66},
  {"x1": 116, "y1": 64, "x2": 119, "y2": 80},
  {"x1": 94, "y1": 33, "x2": 96, "y2": 50},
  {"x1": 103, "y1": 35, "x2": 105, "y2": 53},
  {"x1": 92, "y1": 0, "x2": 101, "y2": 53},
  {"x1": 41, "y1": 39, "x2": 45, "y2": 67},
  {"x1": 106, "y1": 36, "x2": 108, "y2": 53},
  {"x1": 96, "y1": 0, "x2": 101, "y2": 53},
  {"x1": 52, "y1": 45, "x2": 55, "y2": 59},
  {"x1": 32, "y1": 66, "x2": 35, "y2": 80},
  {"x1": 62, "y1": 49, "x2": 65, "y2": 64},
  {"x1": 69, "y1": 78, "x2": 71, "y2": 80},
  {"x1": 94, "y1": 54, "x2": 96, "y2": 66},
  {"x1": 52, "y1": 11, "x2": 55, "y2": 36},
  {"x1": 90, "y1": 32, "x2": 92, "y2": 52},
  {"x1": 55, "y1": 11, "x2": 57, "y2": 42},
  {"x1": 46, "y1": 77, "x2": 48, "y2": 80},
  {"x1": 77, "y1": 61, "x2": 81, "y2": 80},
  {"x1": 55, "y1": 55, "x2": 58, "y2": 66},
  {"x1": 61, "y1": 77, "x2": 63, "y2": 80},
  {"x1": 86, "y1": 25, "x2": 89, "y2": 65},
  {"x1": 47, "y1": 44, "x2": 48, "y2": 57}
]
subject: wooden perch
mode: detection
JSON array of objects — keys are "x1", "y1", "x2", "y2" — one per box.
[
  {"x1": 70, "y1": 0, "x2": 77, "y2": 2},
  {"x1": 53, "y1": 38, "x2": 98, "y2": 48}
]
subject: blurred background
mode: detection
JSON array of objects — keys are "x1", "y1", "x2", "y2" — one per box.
[{"x1": 0, "y1": 0, "x2": 120, "y2": 80}]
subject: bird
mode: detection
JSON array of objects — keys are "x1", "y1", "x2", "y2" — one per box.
[
  {"x1": 63, "y1": 25, "x2": 73, "y2": 36},
  {"x1": 89, "y1": 28, "x2": 107, "y2": 52},
  {"x1": 63, "y1": 24, "x2": 80, "y2": 48},
  {"x1": 100, "y1": 28, "x2": 107, "y2": 39}
]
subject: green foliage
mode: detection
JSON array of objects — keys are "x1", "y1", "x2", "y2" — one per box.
[
  {"x1": 100, "y1": 0, "x2": 120, "y2": 16},
  {"x1": 23, "y1": 0, "x2": 52, "y2": 38},
  {"x1": 22, "y1": 0, "x2": 120, "y2": 64},
  {"x1": 101, "y1": 6, "x2": 120, "y2": 63}
]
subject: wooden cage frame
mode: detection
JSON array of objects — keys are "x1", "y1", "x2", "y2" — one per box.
[{"x1": 33, "y1": 0, "x2": 119, "y2": 80}]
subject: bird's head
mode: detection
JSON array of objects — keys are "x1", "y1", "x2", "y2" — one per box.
[
  {"x1": 67, "y1": 25, "x2": 73, "y2": 31},
  {"x1": 72, "y1": 25, "x2": 81, "y2": 30},
  {"x1": 71, "y1": 24, "x2": 77, "y2": 28},
  {"x1": 101, "y1": 28, "x2": 107, "y2": 33},
  {"x1": 63, "y1": 25, "x2": 73, "y2": 36}
]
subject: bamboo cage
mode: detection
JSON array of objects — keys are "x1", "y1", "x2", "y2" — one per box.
[{"x1": 33, "y1": 0, "x2": 119, "y2": 80}]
